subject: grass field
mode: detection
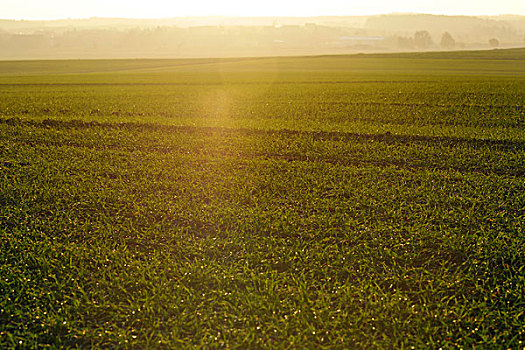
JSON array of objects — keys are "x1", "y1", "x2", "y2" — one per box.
[{"x1": 0, "y1": 49, "x2": 524, "y2": 348}]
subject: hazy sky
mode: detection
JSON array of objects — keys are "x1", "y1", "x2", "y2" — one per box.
[{"x1": 2, "y1": 0, "x2": 525, "y2": 19}]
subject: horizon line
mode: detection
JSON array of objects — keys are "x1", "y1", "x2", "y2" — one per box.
[{"x1": 2, "y1": 12, "x2": 525, "y2": 21}]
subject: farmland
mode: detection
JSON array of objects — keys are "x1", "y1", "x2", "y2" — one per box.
[{"x1": 0, "y1": 50, "x2": 524, "y2": 348}]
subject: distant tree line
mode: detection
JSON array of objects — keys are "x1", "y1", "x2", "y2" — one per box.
[{"x1": 0, "y1": 18, "x2": 521, "y2": 59}]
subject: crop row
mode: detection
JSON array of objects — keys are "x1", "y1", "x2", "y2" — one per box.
[{"x1": 0, "y1": 78, "x2": 524, "y2": 131}]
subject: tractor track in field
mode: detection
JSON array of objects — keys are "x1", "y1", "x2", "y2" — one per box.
[
  {"x1": 2, "y1": 116, "x2": 524, "y2": 151},
  {"x1": 4, "y1": 136, "x2": 523, "y2": 179}
]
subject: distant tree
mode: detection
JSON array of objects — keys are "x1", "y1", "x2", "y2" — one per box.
[
  {"x1": 489, "y1": 38, "x2": 500, "y2": 48},
  {"x1": 414, "y1": 31, "x2": 433, "y2": 49},
  {"x1": 440, "y1": 32, "x2": 455, "y2": 50}
]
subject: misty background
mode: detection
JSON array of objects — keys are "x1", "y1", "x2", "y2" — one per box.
[{"x1": 1, "y1": 14, "x2": 525, "y2": 59}]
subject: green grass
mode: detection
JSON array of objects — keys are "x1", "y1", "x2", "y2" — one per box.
[{"x1": 0, "y1": 50, "x2": 524, "y2": 348}]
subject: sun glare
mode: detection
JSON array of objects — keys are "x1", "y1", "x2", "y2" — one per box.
[{"x1": 1, "y1": 0, "x2": 525, "y2": 19}]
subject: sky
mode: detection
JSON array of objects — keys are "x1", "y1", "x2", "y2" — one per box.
[{"x1": 2, "y1": 0, "x2": 525, "y2": 20}]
